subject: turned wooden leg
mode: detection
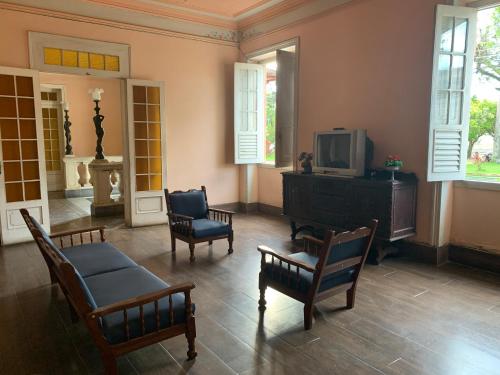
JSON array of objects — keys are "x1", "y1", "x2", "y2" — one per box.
[
  {"x1": 101, "y1": 353, "x2": 117, "y2": 375},
  {"x1": 304, "y1": 303, "x2": 313, "y2": 330},
  {"x1": 347, "y1": 288, "x2": 356, "y2": 309},
  {"x1": 228, "y1": 231, "x2": 234, "y2": 254},
  {"x1": 186, "y1": 318, "x2": 197, "y2": 360},
  {"x1": 290, "y1": 221, "x2": 298, "y2": 240},
  {"x1": 208, "y1": 240, "x2": 213, "y2": 245},
  {"x1": 170, "y1": 232, "x2": 176, "y2": 252},
  {"x1": 189, "y1": 243, "x2": 195, "y2": 262},
  {"x1": 258, "y1": 289, "x2": 267, "y2": 312},
  {"x1": 49, "y1": 268, "x2": 57, "y2": 284}
]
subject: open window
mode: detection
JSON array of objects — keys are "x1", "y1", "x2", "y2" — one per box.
[{"x1": 234, "y1": 40, "x2": 298, "y2": 167}]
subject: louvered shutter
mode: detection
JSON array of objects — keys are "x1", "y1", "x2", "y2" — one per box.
[
  {"x1": 427, "y1": 5, "x2": 477, "y2": 182},
  {"x1": 234, "y1": 63, "x2": 265, "y2": 164}
]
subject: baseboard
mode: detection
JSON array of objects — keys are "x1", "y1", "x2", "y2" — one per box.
[
  {"x1": 398, "y1": 241, "x2": 449, "y2": 265},
  {"x1": 238, "y1": 202, "x2": 259, "y2": 213},
  {"x1": 258, "y1": 203, "x2": 282, "y2": 216},
  {"x1": 64, "y1": 188, "x2": 93, "y2": 198},
  {"x1": 212, "y1": 202, "x2": 241, "y2": 212},
  {"x1": 449, "y1": 245, "x2": 500, "y2": 274}
]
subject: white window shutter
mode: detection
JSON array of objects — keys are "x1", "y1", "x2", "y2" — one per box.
[
  {"x1": 427, "y1": 5, "x2": 477, "y2": 182},
  {"x1": 234, "y1": 62, "x2": 265, "y2": 164}
]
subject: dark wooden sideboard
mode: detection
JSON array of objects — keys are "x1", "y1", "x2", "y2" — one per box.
[{"x1": 282, "y1": 172, "x2": 417, "y2": 261}]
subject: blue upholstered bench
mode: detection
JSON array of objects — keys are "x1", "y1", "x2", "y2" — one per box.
[{"x1": 21, "y1": 209, "x2": 197, "y2": 375}]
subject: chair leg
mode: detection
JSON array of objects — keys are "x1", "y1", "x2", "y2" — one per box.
[
  {"x1": 189, "y1": 243, "x2": 195, "y2": 262},
  {"x1": 186, "y1": 317, "x2": 197, "y2": 360},
  {"x1": 304, "y1": 303, "x2": 313, "y2": 330},
  {"x1": 228, "y1": 231, "x2": 234, "y2": 254},
  {"x1": 170, "y1": 232, "x2": 176, "y2": 252},
  {"x1": 258, "y1": 287, "x2": 267, "y2": 312},
  {"x1": 208, "y1": 240, "x2": 213, "y2": 245},
  {"x1": 100, "y1": 352, "x2": 117, "y2": 375},
  {"x1": 347, "y1": 288, "x2": 356, "y2": 309},
  {"x1": 49, "y1": 268, "x2": 57, "y2": 284}
]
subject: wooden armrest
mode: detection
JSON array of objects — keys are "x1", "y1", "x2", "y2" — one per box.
[
  {"x1": 50, "y1": 226, "x2": 105, "y2": 239},
  {"x1": 208, "y1": 208, "x2": 235, "y2": 215},
  {"x1": 168, "y1": 213, "x2": 194, "y2": 221},
  {"x1": 303, "y1": 235, "x2": 324, "y2": 246},
  {"x1": 88, "y1": 282, "x2": 196, "y2": 318},
  {"x1": 257, "y1": 245, "x2": 316, "y2": 272}
]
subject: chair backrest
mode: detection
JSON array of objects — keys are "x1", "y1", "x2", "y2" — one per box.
[
  {"x1": 311, "y1": 219, "x2": 378, "y2": 296},
  {"x1": 164, "y1": 186, "x2": 209, "y2": 220}
]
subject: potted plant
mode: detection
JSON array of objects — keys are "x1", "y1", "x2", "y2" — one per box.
[{"x1": 384, "y1": 155, "x2": 403, "y2": 181}]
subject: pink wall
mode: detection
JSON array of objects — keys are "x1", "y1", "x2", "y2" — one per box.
[
  {"x1": 39, "y1": 73, "x2": 123, "y2": 157},
  {"x1": 0, "y1": 7, "x2": 239, "y2": 204},
  {"x1": 244, "y1": 0, "x2": 444, "y2": 245}
]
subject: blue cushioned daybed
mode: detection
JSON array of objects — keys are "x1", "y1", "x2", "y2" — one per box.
[{"x1": 21, "y1": 209, "x2": 197, "y2": 375}]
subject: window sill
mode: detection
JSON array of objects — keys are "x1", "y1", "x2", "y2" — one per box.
[
  {"x1": 258, "y1": 163, "x2": 293, "y2": 171},
  {"x1": 455, "y1": 180, "x2": 500, "y2": 192}
]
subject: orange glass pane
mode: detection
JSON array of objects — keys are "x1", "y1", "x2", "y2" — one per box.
[
  {"x1": 49, "y1": 108, "x2": 57, "y2": 118},
  {"x1": 41, "y1": 92, "x2": 48, "y2": 101},
  {"x1": 4, "y1": 162, "x2": 22, "y2": 182},
  {"x1": 149, "y1": 158, "x2": 162, "y2": 174},
  {"x1": 147, "y1": 105, "x2": 160, "y2": 122},
  {"x1": 147, "y1": 87, "x2": 160, "y2": 104},
  {"x1": 78, "y1": 52, "x2": 89, "y2": 68},
  {"x1": 2, "y1": 141, "x2": 20, "y2": 160},
  {"x1": 42, "y1": 108, "x2": 49, "y2": 118},
  {"x1": 149, "y1": 175, "x2": 162, "y2": 191},
  {"x1": 21, "y1": 140, "x2": 38, "y2": 159},
  {"x1": 89, "y1": 53, "x2": 105, "y2": 70},
  {"x1": 23, "y1": 161, "x2": 39, "y2": 180},
  {"x1": 62, "y1": 50, "x2": 78, "y2": 67},
  {"x1": 16, "y1": 76, "x2": 33, "y2": 97},
  {"x1": 50, "y1": 119, "x2": 58, "y2": 129},
  {"x1": 52, "y1": 149, "x2": 60, "y2": 161},
  {"x1": 0, "y1": 119, "x2": 19, "y2": 139},
  {"x1": 0, "y1": 74, "x2": 15, "y2": 96},
  {"x1": 44, "y1": 48, "x2": 61, "y2": 65},
  {"x1": 44, "y1": 140, "x2": 51, "y2": 151},
  {"x1": 133, "y1": 86, "x2": 146, "y2": 103},
  {"x1": 24, "y1": 181, "x2": 41, "y2": 201},
  {"x1": 43, "y1": 120, "x2": 50, "y2": 130},
  {"x1": 149, "y1": 140, "x2": 161, "y2": 157},
  {"x1": 52, "y1": 160, "x2": 61, "y2": 171},
  {"x1": 148, "y1": 123, "x2": 161, "y2": 139},
  {"x1": 134, "y1": 123, "x2": 147, "y2": 139},
  {"x1": 45, "y1": 150, "x2": 51, "y2": 160},
  {"x1": 133, "y1": 104, "x2": 146, "y2": 121},
  {"x1": 17, "y1": 98, "x2": 35, "y2": 118},
  {"x1": 104, "y1": 55, "x2": 120, "y2": 71},
  {"x1": 135, "y1": 158, "x2": 148, "y2": 174},
  {"x1": 20, "y1": 120, "x2": 37, "y2": 139},
  {"x1": 51, "y1": 140, "x2": 59, "y2": 152},
  {"x1": 0, "y1": 97, "x2": 17, "y2": 117},
  {"x1": 45, "y1": 161, "x2": 52, "y2": 171},
  {"x1": 5, "y1": 182, "x2": 23, "y2": 202},
  {"x1": 135, "y1": 140, "x2": 148, "y2": 157},
  {"x1": 136, "y1": 175, "x2": 149, "y2": 192}
]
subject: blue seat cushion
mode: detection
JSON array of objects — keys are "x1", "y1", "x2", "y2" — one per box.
[
  {"x1": 61, "y1": 242, "x2": 138, "y2": 277},
  {"x1": 169, "y1": 190, "x2": 207, "y2": 219},
  {"x1": 191, "y1": 219, "x2": 229, "y2": 238},
  {"x1": 263, "y1": 251, "x2": 356, "y2": 294},
  {"x1": 83, "y1": 267, "x2": 193, "y2": 345}
]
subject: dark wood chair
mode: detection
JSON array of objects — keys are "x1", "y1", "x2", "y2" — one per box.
[
  {"x1": 164, "y1": 186, "x2": 234, "y2": 262},
  {"x1": 258, "y1": 219, "x2": 378, "y2": 330}
]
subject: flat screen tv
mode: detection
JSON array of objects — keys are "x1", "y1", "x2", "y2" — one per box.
[{"x1": 313, "y1": 129, "x2": 367, "y2": 176}]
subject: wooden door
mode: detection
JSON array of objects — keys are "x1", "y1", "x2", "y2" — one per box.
[
  {"x1": 0, "y1": 67, "x2": 50, "y2": 244},
  {"x1": 124, "y1": 79, "x2": 167, "y2": 226}
]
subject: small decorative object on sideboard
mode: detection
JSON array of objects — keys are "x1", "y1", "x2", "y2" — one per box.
[
  {"x1": 298, "y1": 152, "x2": 313, "y2": 174},
  {"x1": 62, "y1": 101, "x2": 73, "y2": 156},
  {"x1": 89, "y1": 88, "x2": 105, "y2": 160},
  {"x1": 384, "y1": 155, "x2": 403, "y2": 181}
]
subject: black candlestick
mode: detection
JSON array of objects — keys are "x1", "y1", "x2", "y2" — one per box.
[
  {"x1": 63, "y1": 109, "x2": 73, "y2": 155},
  {"x1": 93, "y1": 100, "x2": 105, "y2": 160}
]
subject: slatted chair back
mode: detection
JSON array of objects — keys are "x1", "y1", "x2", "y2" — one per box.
[
  {"x1": 165, "y1": 186, "x2": 210, "y2": 219},
  {"x1": 309, "y1": 219, "x2": 378, "y2": 300}
]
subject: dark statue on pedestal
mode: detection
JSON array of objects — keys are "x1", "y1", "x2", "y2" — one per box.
[
  {"x1": 63, "y1": 109, "x2": 73, "y2": 155},
  {"x1": 93, "y1": 100, "x2": 105, "y2": 160}
]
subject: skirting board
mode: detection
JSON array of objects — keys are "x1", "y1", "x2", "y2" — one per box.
[
  {"x1": 448, "y1": 245, "x2": 500, "y2": 274},
  {"x1": 215, "y1": 202, "x2": 283, "y2": 216}
]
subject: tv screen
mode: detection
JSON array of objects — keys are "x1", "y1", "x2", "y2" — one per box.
[{"x1": 316, "y1": 134, "x2": 351, "y2": 169}]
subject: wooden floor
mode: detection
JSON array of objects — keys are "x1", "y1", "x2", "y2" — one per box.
[{"x1": 1, "y1": 213, "x2": 500, "y2": 375}]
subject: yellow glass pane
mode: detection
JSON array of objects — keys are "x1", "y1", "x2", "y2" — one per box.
[
  {"x1": 134, "y1": 123, "x2": 147, "y2": 139},
  {"x1": 133, "y1": 86, "x2": 146, "y2": 103},
  {"x1": 24, "y1": 181, "x2": 41, "y2": 201},
  {"x1": 149, "y1": 158, "x2": 162, "y2": 174},
  {"x1": 136, "y1": 175, "x2": 149, "y2": 192},
  {"x1": 42, "y1": 108, "x2": 49, "y2": 118},
  {"x1": 147, "y1": 87, "x2": 160, "y2": 104},
  {"x1": 134, "y1": 104, "x2": 146, "y2": 121},
  {"x1": 16, "y1": 76, "x2": 33, "y2": 97},
  {"x1": 17, "y1": 98, "x2": 35, "y2": 118},
  {"x1": 51, "y1": 140, "x2": 59, "y2": 152},
  {"x1": 45, "y1": 161, "x2": 52, "y2": 171},
  {"x1": 105, "y1": 55, "x2": 119, "y2": 71},
  {"x1": 135, "y1": 140, "x2": 147, "y2": 157},
  {"x1": 48, "y1": 92, "x2": 57, "y2": 101},
  {"x1": 4, "y1": 162, "x2": 22, "y2": 182},
  {"x1": 135, "y1": 158, "x2": 148, "y2": 174},
  {"x1": 23, "y1": 161, "x2": 39, "y2": 180},
  {"x1": 49, "y1": 108, "x2": 57, "y2": 118},
  {"x1": 89, "y1": 53, "x2": 105, "y2": 70},
  {"x1": 148, "y1": 123, "x2": 161, "y2": 139},
  {"x1": 20, "y1": 120, "x2": 37, "y2": 139},
  {"x1": 149, "y1": 140, "x2": 161, "y2": 157},
  {"x1": 44, "y1": 140, "x2": 51, "y2": 150},
  {"x1": 78, "y1": 52, "x2": 89, "y2": 68},
  {"x1": 0, "y1": 74, "x2": 15, "y2": 96},
  {"x1": 62, "y1": 50, "x2": 78, "y2": 67},
  {"x1": 41, "y1": 92, "x2": 48, "y2": 101},
  {"x1": 6, "y1": 183, "x2": 23, "y2": 202},
  {"x1": 2, "y1": 141, "x2": 20, "y2": 160},
  {"x1": 21, "y1": 140, "x2": 38, "y2": 159},
  {"x1": 149, "y1": 175, "x2": 162, "y2": 190},
  {"x1": 52, "y1": 149, "x2": 60, "y2": 159},
  {"x1": 0, "y1": 119, "x2": 19, "y2": 139},
  {"x1": 45, "y1": 150, "x2": 51, "y2": 160},
  {"x1": 147, "y1": 105, "x2": 160, "y2": 122},
  {"x1": 0, "y1": 97, "x2": 17, "y2": 117},
  {"x1": 43, "y1": 119, "x2": 49, "y2": 129},
  {"x1": 50, "y1": 119, "x2": 58, "y2": 129},
  {"x1": 52, "y1": 160, "x2": 61, "y2": 171},
  {"x1": 44, "y1": 48, "x2": 61, "y2": 65}
]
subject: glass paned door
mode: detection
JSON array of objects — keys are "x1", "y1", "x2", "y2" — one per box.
[
  {"x1": 124, "y1": 79, "x2": 167, "y2": 227},
  {"x1": 0, "y1": 67, "x2": 49, "y2": 244}
]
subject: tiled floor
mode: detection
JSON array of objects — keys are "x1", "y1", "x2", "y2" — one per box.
[{"x1": 1, "y1": 213, "x2": 500, "y2": 374}]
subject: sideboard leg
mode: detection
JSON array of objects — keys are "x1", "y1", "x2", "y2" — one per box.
[{"x1": 290, "y1": 221, "x2": 298, "y2": 240}]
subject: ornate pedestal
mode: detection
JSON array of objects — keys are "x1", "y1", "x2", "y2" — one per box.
[{"x1": 88, "y1": 159, "x2": 124, "y2": 217}]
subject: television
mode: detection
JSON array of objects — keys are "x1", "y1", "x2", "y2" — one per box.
[{"x1": 313, "y1": 129, "x2": 367, "y2": 176}]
